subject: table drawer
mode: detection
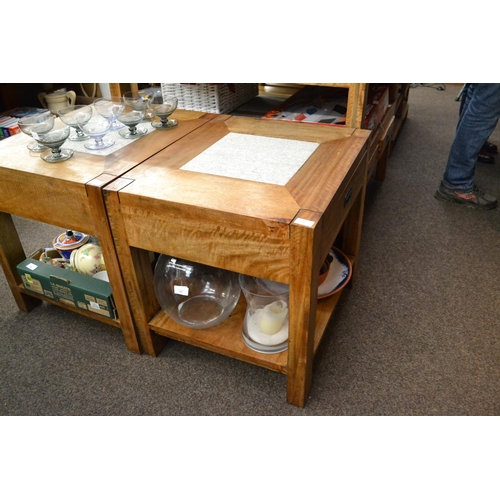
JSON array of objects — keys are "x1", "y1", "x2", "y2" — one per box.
[{"x1": 320, "y1": 149, "x2": 366, "y2": 256}]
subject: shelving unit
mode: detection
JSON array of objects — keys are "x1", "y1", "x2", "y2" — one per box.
[
  {"x1": 256, "y1": 83, "x2": 410, "y2": 181},
  {"x1": 103, "y1": 115, "x2": 370, "y2": 407}
]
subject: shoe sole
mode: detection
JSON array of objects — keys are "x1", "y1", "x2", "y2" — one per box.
[
  {"x1": 477, "y1": 157, "x2": 495, "y2": 164},
  {"x1": 434, "y1": 190, "x2": 497, "y2": 210}
]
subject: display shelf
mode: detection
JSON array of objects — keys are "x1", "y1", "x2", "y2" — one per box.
[
  {"x1": 20, "y1": 284, "x2": 120, "y2": 328},
  {"x1": 149, "y1": 296, "x2": 288, "y2": 373},
  {"x1": 148, "y1": 260, "x2": 348, "y2": 374}
]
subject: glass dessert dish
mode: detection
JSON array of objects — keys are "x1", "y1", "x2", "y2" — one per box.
[
  {"x1": 79, "y1": 115, "x2": 114, "y2": 150},
  {"x1": 122, "y1": 89, "x2": 154, "y2": 121},
  {"x1": 93, "y1": 97, "x2": 125, "y2": 130},
  {"x1": 57, "y1": 105, "x2": 93, "y2": 141},
  {"x1": 17, "y1": 111, "x2": 53, "y2": 152},
  {"x1": 117, "y1": 104, "x2": 147, "y2": 139},
  {"x1": 31, "y1": 118, "x2": 73, "y2": 163},
  {"x1": 147, "y1": 88, "x2": 178, "y2": 129}
]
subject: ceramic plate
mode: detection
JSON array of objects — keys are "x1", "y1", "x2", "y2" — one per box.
[{"x1": 318, "y1": 247, "x2": 352, "y2": 299}]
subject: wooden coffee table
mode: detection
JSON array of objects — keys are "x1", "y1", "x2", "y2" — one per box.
[
  {"x1": 104, "y1": 116, "x2": 370, "y2": 406},
  {"x1": 0, "y1": 110, "x2": 216, "y2": 354}
]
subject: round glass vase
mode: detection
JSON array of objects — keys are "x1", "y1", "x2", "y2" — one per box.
[{"x1": 154, "y1": 255, "x2": 241, "y2": 329}]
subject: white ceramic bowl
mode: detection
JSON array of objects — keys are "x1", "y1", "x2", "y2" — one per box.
[
  {"x1": 70, "y1": 243, "x2": 106, "y2": 276},
  {"x1": 93, "y1": 271, "x2": 109, "y2": 282}
]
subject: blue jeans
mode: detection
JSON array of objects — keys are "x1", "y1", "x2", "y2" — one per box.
[{"x1": 442, "y1": 83, "x2": 500, "y2": 191}]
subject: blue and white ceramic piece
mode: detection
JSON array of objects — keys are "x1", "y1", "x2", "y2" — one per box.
[
  {"x1": 317, "y1": 247, "x2": 352, "y2": 299},
  {"x1": 52, "y1": 230, "x2": 90, "y2": 259}
]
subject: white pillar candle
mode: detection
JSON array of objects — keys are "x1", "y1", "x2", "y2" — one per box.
[{"x1": 259, "y1": 300, "x2": 288, "y2": 335}]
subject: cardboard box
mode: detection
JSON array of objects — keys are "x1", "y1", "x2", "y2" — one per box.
[{"x1": 17, "y1": 252, "x2": 117, "y2": 320}]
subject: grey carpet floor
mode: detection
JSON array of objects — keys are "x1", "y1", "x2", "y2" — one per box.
[{"x1": 1, "y1": 85, "x2": 500, "y2": 416}]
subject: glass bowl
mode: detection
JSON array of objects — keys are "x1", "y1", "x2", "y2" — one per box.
[
  {"x1": 31, "y1": 119, "x2": 73, "y2": 162},
  {"x1": 93, "y1": 97, "x2": 125, "y2": 130},
  {"x1": 117, "y1": 105, "x2": 147, "y2": 139},
  {"x1": 154, "y1": 255, "x2": 241, "y2": 329},
  {"x1": 122, "y1": 89, "x2": 154, "y2": 120},
  {"x1": 147, "y1": 89, "x2": 178, "y2": 129},
  {"x1": 122, "y1": 90, "x2": 149, "y2": 111},
  {"x1": 18, "y1": 111, "x2": 53, "y2": 152},
  {"x1": 80, "y1": 115, "x2": 114, "y2": 150},
  {"x1": 58, "y1": 104, "x2": 93, "y2": 141}
]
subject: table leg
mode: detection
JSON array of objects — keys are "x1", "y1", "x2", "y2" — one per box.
[
  {"x1": 287, "y1": 211, "x2": 322, "y2": 407},
  {"x1": 103, "y1": 181, "x2": 167, "y2": 356},
  {"x1": 86, "y1": 181, "x2": 141, "y2": 354},
  {"x1": 0, "y1": 211, "x2": 41, "y2": 312}
]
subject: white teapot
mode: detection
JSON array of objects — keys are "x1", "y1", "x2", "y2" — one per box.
[{"x1": 38, "y1": 89, "x2": 76, "y2": 114}]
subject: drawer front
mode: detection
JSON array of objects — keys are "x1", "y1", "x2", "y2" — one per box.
[{"x1": 320, "y1": 150, "x2": 366, "y2": 256}]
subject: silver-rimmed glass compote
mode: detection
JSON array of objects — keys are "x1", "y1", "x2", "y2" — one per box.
[
  {"x1": 18, "y1": 111, "x2": 53, "y2": 152},
  {"x1": 58, "y1": 105, "x2": 93, "y2": 141},
  {"x1": 147, "y1": 89, "x2": 178, "y2": 129},
  {"x1": 117, "y1": 104, "x2": 147, "y2": 139},
  {"x1": 31, "y1": 119, "x2": 74, "y2": 163},
  {"x1": 122, "y1": 90, "x2": 149, "y2": 111},
  {"x1": 79, "y1": 115, "x2": 114, "y2": 150},
  {"x1": 123, "y1": 89, "x2": 154, "y2": 120},
  {"x1": 94, "y1": 97, "x2": 125, "y2": 130}
]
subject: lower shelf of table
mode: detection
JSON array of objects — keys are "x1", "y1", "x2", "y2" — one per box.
[
  {"x1": 148, "y1": 289, "x2": 343, "y2": 374},
  {"x1": 20, "y1": 285, "x2": 121, "y2": 328}
]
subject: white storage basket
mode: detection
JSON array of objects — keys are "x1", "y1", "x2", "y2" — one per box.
[{"x1": 161, "y1": 83, "x2": 259, "y2": 114}]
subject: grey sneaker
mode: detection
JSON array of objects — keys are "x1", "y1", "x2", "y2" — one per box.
[{"x1": 434, "y1": 182, "x2": 497, "y2": 210}]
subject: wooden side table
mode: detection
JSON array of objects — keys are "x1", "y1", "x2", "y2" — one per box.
[
  {"x1": 0, "y1": 110, "x2": 216, "y2": 354},
  {"x1": 104, "y1": 116, "x2": 370, "y2": 406}
]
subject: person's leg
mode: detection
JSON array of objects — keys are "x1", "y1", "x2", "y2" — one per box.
[
  {"x1": 442, "y1": 83, "x2": 500, "y2": 190},
  {"x1": 458, "y1": 83, "x2": 472, "y2": 125},
  {"x1": 459, "y1": 84, "x2": 497, "y2": 162}
]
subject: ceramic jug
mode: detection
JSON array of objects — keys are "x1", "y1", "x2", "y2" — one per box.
[{"x1": 38, "y1": 89, "x2": 76, "y2": 114}]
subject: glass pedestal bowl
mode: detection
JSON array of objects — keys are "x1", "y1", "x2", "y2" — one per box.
[
  {"x1": 93, "y1": 97, "x2": 125, "y2": 131},
  {"x1": 31, "y1": 118, "x2": 73, "y2": 163},
  {"x1": 18, "y1": 111, "x2": 53, "y2": 152},
  {"x1": 58, "y1": 105, "x2": 93, "y2": 141},
  {"x1": 117, "y1": 105, "x2": 147, "y2": 139},
  {"x1": 147, "y1": 89, "x2": 178, "y2": 129},
  {"x1": 123, "y1": 89, "x2": 154, "y2": 121},
  {"x1": 79, "y1": 115, "x2": 114, "y2": 150},
  {"x1": 154, "y1": 254, "x2": 241, "y2": 329}
]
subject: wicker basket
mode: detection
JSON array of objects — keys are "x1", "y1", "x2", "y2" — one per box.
[{"x1": 161, "y1": 83, "x2": 259, "y2": 114}]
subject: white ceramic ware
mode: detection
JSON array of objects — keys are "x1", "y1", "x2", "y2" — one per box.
[
  {"x1": 70, "y1": 243, "x2": 106, "y2": 276},
  {"x1": 38, "y1": 89, "x2": 77, "y2": 114},
  {"x1": 52, "y1": 230, "x2": 90, "y2": 259},
  {"x1": 93, "y1": 271, "x2": 109, "y2": 282}
]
